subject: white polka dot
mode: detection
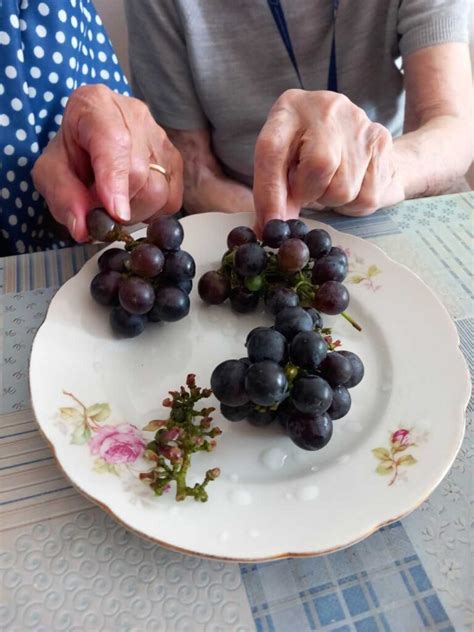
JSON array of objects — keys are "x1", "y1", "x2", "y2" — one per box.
[
  {"x1": 1, "y1": 188, "x2": 10, "y2": 199},
  {"x1": 54, "y1": 114, "x2": 63, "y2": 125},
  {"x1": 17, "y1": 157, "x2": 28, "y2": 167},
  {"x1": 28, "y1": 246, "x2": 34, "y2": 253},
  {"x1": 95, "y1": 14, "x2": 103, "y2": 25},
  {"x1": 38, "y1": 2, "x2": 50, "y2": 16},
  {"x1": 2, "y1": 230, "x2": 9, "y2": 240},
  {"x1": 31, "y1": 142, "x2": 39, "y2": 153},
  {"x1": 48, "y1": 131, "x2": 56, "y2": 140},
  {"x1": 98, "y1": 51, "x2": 107, "y2": 63},
  {"x1": 16, "y1": 129, "x2": 27, "y2": 141},
  {"x1": 20, "y1": 0, "x2": 28, "y2": 9},
  {"x1": 9, "y1": 214, "x2": 18, "y2": 225},
  {"x1": 38, "y1": 229, "x2": 45, "y2": 238},
  {"x1": 87, "y1": 30, "x2": 93, "y2": 42},
  {"x1": 71, "y1": 36, "x2": 78, "y2": 49},
  {"x1": 4, "y1": 145, "x2": 15, "y2": 156},
  {"x1": 39, "y1": 109, "x2": 48, "y2": 119},
  {"x1": 89, "y1": 49, "x2": 95, "y2": 60},
  {"x1": 0, "y1": 31, "x2": 10, "y2": 45},
  {"x1": 22, "y1": 81, "x2": 29, "y2": 95},
  {"x1": 71, "y1": 0, "x2": 77, "y2": 6},
  {"x1": 66, "y1": 77, "x2": 74, "y2": 89},
  {"x1": 17, "y1": 48, "x2": 24, "y2": 62},
  {"x1": 0, "y1": 114, "x2": 10, "y2": 126},
  {"x1": 6, "y1": 171, "x2": 15, "y2": 182},
  {"x1": 26, "y1": 114, "x2": 35, "y2": 127},
  {"x1": 15, "y1": 198, "x2": 22, "y2": 209},
  {"x1": 53, "y1": 52, "x2": 63, "y2": 64},
  {"x1": 97, "y1": 32, "x2": 105, "y2": 44},
  {"x1": 32, "y1": 192, "x2": 40, "y2": 201},
  {"x1": 0, "y1": 84, "x2": 4, "y2": 96},
  {"x1": 36, "y1": 25, "x2": 47, "y2": 38},
  {"x1": 123, "y1": 90, "x2": 130, "y2": 96},
  {"x1": 91, "y1": 69, "x2": 96, "y2": 79},
  {"x1": 28, "y1": 86, "x2": 37, "y2": 98},
  {"x1": 33, "y1": 45, "x2": 44, "y2": 59},
  {"x1": 20, "y1": 19, "x2": 27, "y2": 31},
  {"x1": 44, "y1": 91, "x2": 54, "y2": 102},
  {"x1": 21, "y1": 223, "x2": 27, "y2": 234},
  {"x1": 81, "y1": 44, "x2": 89, "y2": 56},
  {"x1": 69, "y1": 57, "x2": 76, "y2": 69},
  {"x1": 80, "y1": 22, "x2": 85, "y2": 34},
  {"x1": 60, "y1": 96, "x2": 68, "y2": 107},
  {"x1": 31, "y1": 230, "x2": 37, "y2": 239},
  {"x1": 6, "y1": 66, "x2": 17, "y2": 79},
  {"x1": 55, "y1": 31, "x2": 66, "y2": 44},
  {"x1": 48, "y1": 72, "x2": 59, "y2": 84},
  {"x1": 11, "y1": 98, "x2": 23, "y2": 111},
  {"x1": 10, "y1": 14, "x2": 20, "y2": 29},
  {"x1": 58, "y1": 9, "x2": 67, "y2": 22},
  {"x1": 71, "y1": 15, "x2": 78, "y2": 28},
  {"x1": 20, "y1": 181, "x2": 29, "y2": 192},
  {"x1": 35, "y1": 125, "x2": 42, "y2": 133},
  {"x1": 28, "y1": 207, "x2": 35, "y2": 217},
  {"x1": 16, "y1": 240, "x2": 26, "y2": 254},
  {"x1": 81, "y1": 63, "x2": 88, "y2": 75},
  {"x1": 114, "y1": 71, "x2": 121, "y2": 82},
  {"x1": 112, "y1": 53, "x2": 118, "y2": 65},
  {"x1": 30, "y1": 66, "x2": 41, "y2": 79},
  {"x1": 100, "y1": 69, "x2": 110, "y2": 80}
]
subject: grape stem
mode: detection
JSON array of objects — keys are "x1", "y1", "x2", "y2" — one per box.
[{"x1": 341, "y1": 311, "x2": 362, "y2": 332}]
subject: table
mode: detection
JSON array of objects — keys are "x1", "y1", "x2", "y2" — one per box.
[{"x1": 0, "y1": 193, "x2": 472, "y2": 632}]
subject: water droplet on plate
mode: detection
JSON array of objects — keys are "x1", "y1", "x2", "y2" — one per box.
[
  {"x1": 295, "y1": 486, "x2": 319, "y2": 501},
  {"x1": 310, "y1": 465, "x2": 319, "y2": 473},
  {"x1": 260, "y1": 447, "x2": 288, "y2": 470},
  {"x1": 228, "y1": 489, "x2": 252, "y2": 506}
]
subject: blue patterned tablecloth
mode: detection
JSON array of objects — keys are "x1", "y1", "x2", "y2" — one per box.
[{"x1": 0, "y1": 193, "x2": 472, "y2": 632}]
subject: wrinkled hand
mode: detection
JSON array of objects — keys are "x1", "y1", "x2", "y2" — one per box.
[
  {"x1": 32, "y1": 84, "x2": 183, "y2": 242},
  {"x1": 253, "y1": 90, "x2": 405, "y2": 229}
]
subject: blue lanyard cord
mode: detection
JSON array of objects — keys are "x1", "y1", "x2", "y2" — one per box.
[{"x1": 267, "y1": 0, "x2": 338, "y2": 93}]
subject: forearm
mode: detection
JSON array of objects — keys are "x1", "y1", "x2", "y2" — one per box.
[
  {"x1": 165, "y1": 127, "x2": 254, "y2": 214},
  {"x1": 394, "y1": 114, "x2": 473, "y2": 199}
]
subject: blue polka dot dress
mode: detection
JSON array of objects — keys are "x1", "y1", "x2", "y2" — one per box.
[{"x1": 0, "y1": 0, "x2": 131, "y2": 256}]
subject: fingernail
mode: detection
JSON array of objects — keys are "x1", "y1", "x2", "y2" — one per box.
[
  {"x1": 113, "y1": 195, "x2": 131, "y2": 223},
  {"x1": 67, "y1": 215, "x2": 77, "y2": 240}
]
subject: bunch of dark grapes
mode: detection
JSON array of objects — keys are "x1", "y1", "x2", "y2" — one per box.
[
  {"x1": 198, "y1": 218, "x2": 360, "y2": 329},
  {"x1": 206, "y1": 218, "x2": 364, "y2": 451},
  {"x1": 87, "y1": 208, "x2": 195, "y2": 338}
]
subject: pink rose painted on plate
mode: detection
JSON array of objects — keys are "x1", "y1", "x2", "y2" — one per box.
[
  {"x1": 89, "y1": 424, "x2": 146, "y2": 464},
  {"x1": 372, "y1": 427, "x2": 427, "y2": 486}
]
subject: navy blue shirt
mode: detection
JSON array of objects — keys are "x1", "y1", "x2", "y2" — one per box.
[{"x1": 0, "y1": 0, "x2": 130, "y2": 256}]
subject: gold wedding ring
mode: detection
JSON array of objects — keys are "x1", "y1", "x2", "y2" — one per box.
[{"x1": 149, "y1": 163, "x2": 171, "y2": 184}]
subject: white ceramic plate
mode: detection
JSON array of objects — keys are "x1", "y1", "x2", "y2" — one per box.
[{"x1": 30, "y1": 212, "x2": 470, "y2": 561}]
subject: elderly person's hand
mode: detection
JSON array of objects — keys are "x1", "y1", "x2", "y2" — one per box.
[
  {"x1": 253, "y1": 89, "x2": 405, "y2": 229},
  {"x1": 32, "y1": 84, "x2": 183, "y2": 242}
]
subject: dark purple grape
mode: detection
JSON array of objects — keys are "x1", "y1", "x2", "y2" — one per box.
[
  {"x1": 130, "y1": 243, "x2": 165, "y2": 278},
  {"x1": 339, "y1": 351, "x2": 364, "y2": 388},
  {"x1": 239, "y1": 357, "x2": 252, "y2": 368},
  {"x1": 275, "y1": 398, "x2": 296, "y2": 433},
  {"x1": 164, "y1": 250, "x2": 196, "y2": 282},
  {"x1": 246, "y1": 328, "x2": 287, "y2": 364},
  {"x1": 119, "y1": 277, "x2": 155, "y2": 315},
  {"x1": 305, "y1": 308, "x2": 323, "y2": 329},
  {"x1": 278, "y1": 238, "x2": 310, "y2": 272},
  {"x1": 314, "y1": 281, "x2": 350, "y2": 315},
  {"x1": 305, "y1": 228, "x2": 332, "y2": 259},
  {"x1": 98, "y1": 248, "x2": 130, "y2": 273},
  {"x1": 146, "y1": 216, "x2": 184, "y2": 251},
  {"x1": 320, "y1": 352, "x2": 353, "y2": 387},
  {"x1": 230, "y1": 287, "x2": 260, "y2": 313},
  {"x1": 265, "y1": 287, "x2": 299, "y2": 316},
  {"x1": 274, "y1": 306, "x2": 313, "y2": 341},
  {"x1": 198, "y1": 271, "x2": 230, "y2": 304},
  {"x1": 227, "y1": 226, "x2": 257, "y2": 250},
  {"x1": 289, "y1": 331, "x2": 328, "y2": 372},
  {"x1": 287, "y1": 411, "x2": 333, "y2": 450},
  {"x1": 148, "y1": 286, "x2": 190, "y2": 322},
  {"x1": 178, "y1": 279, "x2": 193, "y2": 294},
  {"x1": 327, "y1": 385, "x2": 351, "y2": 420},
  {"x1": 262, "y1": 219, "x2": 290, "y2": 248},
  {"x1": 220, "y1": 402, "x2": 253, "y2": 422},
  {"x1": 234, "y1": 243, "x2": 267, "y2": 277},
  {"x1": 90, "y1": 271, "x2": 121, "y2": 306},
  {"x1": 312, "y1": 256, "x2": 347, "y2": 285},
  {"x1": 211, "y1": 359, "x2": 249, "y2": 407},
  {"x1": 247, "y1": 408, "x2": 276, "y2": 427},
  {"x1": 291, "y1": 376, "x2": 333, "y2": 414},
  {"x1": 86, "y1": 208, "x2": 120, "y2": 242},
  {"x1": 245, "y1": 360, "x2": 288, "y2": 407},
  {"x1": 287, "y1": 219, "x2": 309, "y2": 240},
  {"x1": 246, "y1": 326, "x2": 269, "y2": 345},
  {"x1": 328, "y1": 247, "x2": 348, "y2": 268},
  {"x1": 110, "y1": 306, "x2": 146, "y2": 338}
]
